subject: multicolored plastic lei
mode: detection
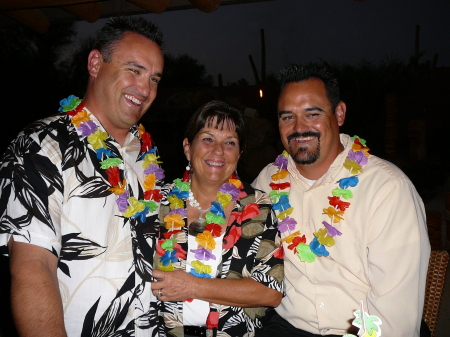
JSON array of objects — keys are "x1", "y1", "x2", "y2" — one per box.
[
  {"x1": 270, "y1": 136, "x2": 370, "y2": 263},
  {"x1": 59, "y1": 95, "x2": 164, "y2": 223},
  {"x1": 156, "y1": 174, "x2": 243, "y2": 277}
]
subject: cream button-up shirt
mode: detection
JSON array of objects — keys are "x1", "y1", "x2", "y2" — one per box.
[{"x1": 253, "y1": 134, "x2": 430, "y2": 336}]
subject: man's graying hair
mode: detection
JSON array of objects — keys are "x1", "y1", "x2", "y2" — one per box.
[
  {"x1": 93, "y1": 16, "x2": 163, "y2": 63},
  {"x1": 278, "y1": 63, "x2": 341, "y2": 112}
]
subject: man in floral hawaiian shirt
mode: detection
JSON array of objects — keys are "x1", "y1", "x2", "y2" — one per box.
[{"x1": 0, "y1": 17, "x2": 165, "y2": 337}]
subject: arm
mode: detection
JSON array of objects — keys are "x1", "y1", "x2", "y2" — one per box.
[
  {"x1": 9, "y1": 239, "x2": 67, "y2": 337},
  {"x1": 152, "y1": 269, "x2": 282, "y2": 307},
  {"x1": 366, "y1": 178, "x2": 430, "y2": 337}
]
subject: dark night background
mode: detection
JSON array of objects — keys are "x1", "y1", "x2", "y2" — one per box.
[{"x1": 1, "y1": 0, "x2": 450, "y2": 335}]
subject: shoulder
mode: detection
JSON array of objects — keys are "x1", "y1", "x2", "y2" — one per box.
[
  {"x1": 240, "y1": 181, "x2": 272, "y2": 207},
  {"x1": 357, "y1": 155, "x2": 423, "y2": 210},
  {"x1": 6, "y1": 114, "x2": 71, "y2": 150},
  {"x1": 363, "y1": 155, "x2": 413, "y2": 187},
  {"x1": 20, "y1": 113, "x2": 70, "y2": 137},
  {"x1": 1, "y1": 113, "x2": 72, "y2": 164},
  {"x1": 252, "y1": 162, "x2": 278, "y2": 190}
]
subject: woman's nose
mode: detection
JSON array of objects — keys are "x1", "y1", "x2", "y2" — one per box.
[{"x1": 212, "y1": 142, "x2": 224, "y2": 155}]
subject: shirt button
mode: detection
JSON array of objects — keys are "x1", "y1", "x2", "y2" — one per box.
[
  {"x1": 306, "y1": 222, "x2": 309, "y2": 226},
  {"x1": 320, "y1": 328, "x2": 329, "y2": 335},
  {"x1": 319, "y1": 302, "x2": 325, "y2": 308}
]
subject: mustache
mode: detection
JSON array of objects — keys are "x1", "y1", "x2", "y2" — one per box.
[{"x1": 287, "y1": 131, "x2": 321, "y2": 143}]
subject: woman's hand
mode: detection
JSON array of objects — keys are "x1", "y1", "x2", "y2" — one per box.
[
  {"x1": 151, "y1": 269, "x2": 198, "y2": 302},
  {"x1": 151, "y1": 268, "x2": 282, "y2": 307}
]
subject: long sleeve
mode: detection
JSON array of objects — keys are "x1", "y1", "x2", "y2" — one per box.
[{"x1": 366, "y1": 177, "x2": 430, "y2": 336}]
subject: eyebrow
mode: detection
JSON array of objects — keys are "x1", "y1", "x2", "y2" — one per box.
[
  {"x1": 305, "y1": 106, "x2": 324, "y2": 112},
  {"x1": 125, "y1": 61, "x2": 162, "y2": 78},
  {"x1": 278, "y1": 106, "x2": 324, "y2": 117},
  {"x1": 278, "y1": 110, "x2": 291, "y2": 118},
  {"x1": 126, "y1": 61, "x2": 146, "y2": 70},
  {"x1": 201, "y1": 131, "x2": 238, "y2": 139}
]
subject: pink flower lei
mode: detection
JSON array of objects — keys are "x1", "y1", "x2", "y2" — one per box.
[
  {"x1": 270, "y1": 136, "x2": 370, "y2": 263},
  {"x1": 59, "y1": 95, "x2": 164, "y2": 223}
]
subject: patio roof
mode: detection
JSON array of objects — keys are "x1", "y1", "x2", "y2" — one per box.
[{"x1": 0, "y1": 0, "x2": 278, "y2": 33}]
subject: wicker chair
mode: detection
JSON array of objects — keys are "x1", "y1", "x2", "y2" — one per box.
[{"x1": 422, "y1": 250, "x2": 449, "y2": 337}]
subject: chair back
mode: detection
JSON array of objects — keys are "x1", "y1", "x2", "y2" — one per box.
[{"x1": 422, "y1": 250, "x2": 449, "y2": 337}]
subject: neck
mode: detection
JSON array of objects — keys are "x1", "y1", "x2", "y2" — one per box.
[
  {"x1": 83, "y1": 97, "x2": 128, "y2": 146},
  {"x1": 189, "y1": 176, "x2": 225, "y2": 208}
]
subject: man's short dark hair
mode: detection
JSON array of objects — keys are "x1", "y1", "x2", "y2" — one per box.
[
  {"x1": 93, "y1": 16, "x2": 163, "y2": 63},
  {"x1": 278, "y1": 63, "x2": 341, "y2": 112}
]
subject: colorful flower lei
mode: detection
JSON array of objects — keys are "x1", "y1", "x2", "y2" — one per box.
[
  {"x1": 59, "y1": 95, "x2": 164, "y2": 223},
  {"x1": 156, "y1": 174, "x2": 244, "y2": 276},
  {"x1": 270, "y1": 136, "x2": 370, "y2": 263}
]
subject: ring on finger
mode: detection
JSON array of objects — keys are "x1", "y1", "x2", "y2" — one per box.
[{"x1": 157, "y1": 289, "x2": 162, "y2": 297}]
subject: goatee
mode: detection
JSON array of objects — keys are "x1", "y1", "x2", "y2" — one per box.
[{"x1": 287, "y1": 131, "x2": 321, "y2": 165}]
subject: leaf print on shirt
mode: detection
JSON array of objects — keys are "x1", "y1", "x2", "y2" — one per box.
[
  {"x1": 58, "y1": 233, "x2": 106, "y2": 277},
  {"x1": 2, "y1": 137, "x2": 60, "y2": 236},
  {"x1": 0, "y1": 214, "x2": 29, "y2": 240},
  {"x1": 68, "y1": 175, "x2": 112, "y2": 199},
  {"x1": 255, "y1": 239, "x2": 278, "y2": 260},
  {"x1": 82, "y1": 277, "x2": 140, "y2": 337},
  {"x1": 61, "y1": 134, "x2": 87, "y2": 171}
]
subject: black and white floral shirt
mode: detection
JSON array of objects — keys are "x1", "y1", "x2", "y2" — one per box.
[
  {"x1": 0, "y1": 111, "x2": 163, "y2": 336},
  {"x1": 155, "y1": 182, "x2": 285, "y2": 337}
]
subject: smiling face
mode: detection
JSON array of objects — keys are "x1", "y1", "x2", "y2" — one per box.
[
  {"x1": 85, "y1": 31, "x2": 164, "y2": 144},
  {"x1": 278, "y1": 78, "x2": 346, "y2": 179},
  {"x1": 184, "y1": 117, "x2": 241, "y2": 188}
]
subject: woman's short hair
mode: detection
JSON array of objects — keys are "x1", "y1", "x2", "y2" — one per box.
[{"x1": 184, "y1": 100, "x2": 246, "y2": 151}]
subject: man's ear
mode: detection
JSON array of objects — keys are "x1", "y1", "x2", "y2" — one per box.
[
  {"x1": 335, "y1": 101, "x2": 346, "y2": 127},
  {"x1": 183, "y1": 138, "x2": 191, "y2": 161},
  {"x1": 87, "y1": 50, "x2": 102, "y2": 77}
]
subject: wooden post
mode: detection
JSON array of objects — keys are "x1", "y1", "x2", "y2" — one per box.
[
  {"x1": 248, "y1": 54, "x2": 260, "y2": 84},
  {"x1": 261, "y1": 29, "x2": 266, "y2": 83}
]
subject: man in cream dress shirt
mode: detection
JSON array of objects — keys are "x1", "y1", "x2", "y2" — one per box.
[{"x1": 253, "y1": 63, "x2": 430, "y2": 337}]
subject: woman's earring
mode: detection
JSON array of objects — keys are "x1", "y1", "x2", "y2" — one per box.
[
  {"x1": 182, "y1": 161, "x2": 192, "y2": 182},
  {"x1": 231, "y1": 169, "x2": 240, "y2": 180}
]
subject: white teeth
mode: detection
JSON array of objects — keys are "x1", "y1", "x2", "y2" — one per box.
[
  {"x1": 125, "y1": 94, "x2": 142, "y2": 106},
  {"x1": 206, "y1": 161, "x2": 224, "y2": 167},
  {"x1": 293, "y1": 136, "x2": 315, "y2": 141}
]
